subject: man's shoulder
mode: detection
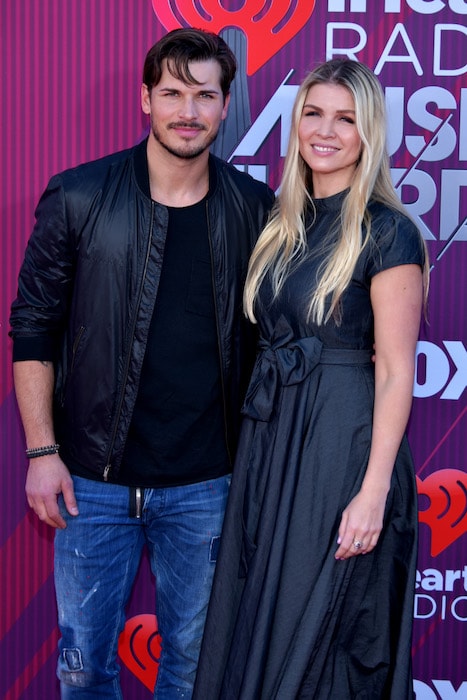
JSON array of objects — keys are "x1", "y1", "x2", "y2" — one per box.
[
  {"x1": 51, "y1": 143, "x2": 140, "y2": 189},
  {"x1": 210, "y1": 155, "x2": 274, "y2": 202}
]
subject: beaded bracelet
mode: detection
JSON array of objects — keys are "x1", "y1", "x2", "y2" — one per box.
[{"x1": 26, "y1": 444, "x2": 60, "y2": 458}]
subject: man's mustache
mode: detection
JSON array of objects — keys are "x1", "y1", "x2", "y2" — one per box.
[{"x1": 168, "y1": 122, "x2": 207, "y2": 131}]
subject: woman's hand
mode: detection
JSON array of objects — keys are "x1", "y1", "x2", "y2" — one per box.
[{"x1": 334, "y1": 485, "x2": 388, "y2": 559}]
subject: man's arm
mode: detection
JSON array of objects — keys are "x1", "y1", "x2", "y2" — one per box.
[{"x1": 14, "y1": 360, "x2": 78, "y2": 529}]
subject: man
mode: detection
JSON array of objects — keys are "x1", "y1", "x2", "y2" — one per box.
[{"x1": 9, "y1": 28, "x2": 274, "y2": 699}]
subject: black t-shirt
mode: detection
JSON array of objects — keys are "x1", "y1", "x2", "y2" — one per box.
[{"x1": 118, "y1": 197, "x2": 230, "y2": 487}]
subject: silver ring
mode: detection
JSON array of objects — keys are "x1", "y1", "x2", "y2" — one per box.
[{"x1": 353, "y1": 539, "x2": 363, "y2": 549}]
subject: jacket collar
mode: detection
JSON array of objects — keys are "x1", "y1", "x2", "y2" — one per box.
[{"x1": 133, "y1": 137, "x2": 151, "y2": 198}]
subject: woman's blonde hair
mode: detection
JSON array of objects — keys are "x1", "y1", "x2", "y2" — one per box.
[{"x1": 244, "y1": 59, "x2": 428, "y2": 324}]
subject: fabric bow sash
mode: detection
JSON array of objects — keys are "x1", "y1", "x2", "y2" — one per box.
[{"x1": 242, "y1": 316, "x2": 323, "y2": 422}]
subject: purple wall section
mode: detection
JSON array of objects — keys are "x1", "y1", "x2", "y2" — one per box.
[{"x1": 2, "y1": 1, "x2": 466, "y2": 698}]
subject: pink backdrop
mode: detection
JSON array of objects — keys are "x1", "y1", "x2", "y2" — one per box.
[{"x1": 1, "y1": 1, "x2": 466, "y2": 698}]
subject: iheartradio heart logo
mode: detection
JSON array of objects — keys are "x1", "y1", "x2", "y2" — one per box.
[
  {"x1": 118, "y1": 614, "x2": 161, "y2": 691},
  {"x1": 417, "y1": 469, "x2": 467, "y2": 557},
  {"x1": 151, "y1": 0, "x2": 316, "y2": 74}
]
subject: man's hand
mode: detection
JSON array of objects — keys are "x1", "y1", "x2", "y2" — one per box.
[{"x1": 25, "y1": 455, "x2": 78, "y2": 528}]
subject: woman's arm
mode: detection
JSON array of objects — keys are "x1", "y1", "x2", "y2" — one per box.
[{"x1": 335, "y1": 263, "x2": 423, "y2": 560}]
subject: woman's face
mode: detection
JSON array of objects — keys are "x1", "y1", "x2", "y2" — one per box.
[{"x1": 298, "y1": 82, "x2": 362, "y2": 198}]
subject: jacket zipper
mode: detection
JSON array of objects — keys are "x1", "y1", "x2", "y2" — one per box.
[
  {"x1": 206, "y1": 200, "x2": 233, "y2": 468},
  {"x1": 103, "y1": 203, "x2": 156, "y2": 481}
]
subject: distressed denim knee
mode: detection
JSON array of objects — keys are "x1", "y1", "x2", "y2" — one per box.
[
  {"x1": 62, "y1": 647, "x2": 83, "y2": 673},
  {"x1": 62, "y1": 649, "x2": 83, "y2": 673},
  {"x1": 58, "y1": 647, "x2": 88, "y2": 687},
  {"x1": 58, "y1": 645, "x2": 123, "y2": 699}
]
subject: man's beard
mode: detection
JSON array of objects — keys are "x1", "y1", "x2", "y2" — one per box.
[{"x1": 151, "y1": 121, "x2": 219, "y2": 160}]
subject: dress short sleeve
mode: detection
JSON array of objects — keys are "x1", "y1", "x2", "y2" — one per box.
[{"x1": 364, "y1": 205, "x2": 426, "y2": 280}]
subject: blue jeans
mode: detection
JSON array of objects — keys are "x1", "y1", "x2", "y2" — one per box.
[{"x1": 55, "y1": 474, "x2": 230, "y2": 699}]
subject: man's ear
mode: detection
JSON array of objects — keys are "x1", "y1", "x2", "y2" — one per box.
[
  {"x1": 141, "y1": 84, "x2": 151, "y2": 115},
  {"x1": 221, "y1": 92, "x2": 231, "y2": 121}
]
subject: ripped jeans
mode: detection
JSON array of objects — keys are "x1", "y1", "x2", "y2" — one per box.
[{"x1": 54, "y1": 474, "x2": 230, "y2": 699}]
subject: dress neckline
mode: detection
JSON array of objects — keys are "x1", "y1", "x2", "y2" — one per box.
[{"x1": 311, "y1": 189, "x2": 348, "y2": 213}]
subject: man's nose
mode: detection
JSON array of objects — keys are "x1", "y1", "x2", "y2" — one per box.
[{"x1": 178, "y1": 96, "x2": 198, "y2": 119}]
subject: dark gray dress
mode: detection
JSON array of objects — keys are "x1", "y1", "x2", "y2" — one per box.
[{"x1": 194, "y1": 191, "x2": 425, "y2": 699}]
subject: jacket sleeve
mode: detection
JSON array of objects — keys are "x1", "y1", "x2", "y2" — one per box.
[{"x1": 9, "y1": 174, "x2": 76, "y2": 361}]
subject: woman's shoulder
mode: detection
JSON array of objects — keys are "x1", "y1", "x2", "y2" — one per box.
[
  {"x1": 368, "y1": 199, "x2": 415, "y2": 229},
  {"x1": 368, "y1": 200, "x2": 421, "y2": 245},
  {"x1": 365, "y1": 200, "x2": 426, "y2": 274}
]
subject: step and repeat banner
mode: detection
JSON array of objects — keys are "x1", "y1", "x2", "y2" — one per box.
[{"x1": 1, "y1": 1, "x2": 466, "y2": 698}]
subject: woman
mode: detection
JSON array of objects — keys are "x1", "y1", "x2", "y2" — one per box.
[{"x1": 194, "y1": 60, "x2": 428, "y2": 699}]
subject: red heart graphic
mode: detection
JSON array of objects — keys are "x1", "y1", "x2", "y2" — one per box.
[
  {"x1": 152, "y1": 0, "x2": 316, "y2": 75},
  {"x1": 118, "y1": 614, "x2": 161, "y2": 691},
  {"x1": 417, "y1": 469, "x2": 467, "y2": 557}
]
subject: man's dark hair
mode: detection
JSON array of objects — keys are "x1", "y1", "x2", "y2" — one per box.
[{"x1": 143, "y1": 28, "x2": 237, "y2": 99}]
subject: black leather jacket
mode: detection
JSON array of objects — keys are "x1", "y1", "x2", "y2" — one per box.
[{"x1": 10, "y1": 139, "x2": 274, "y2": 480}]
